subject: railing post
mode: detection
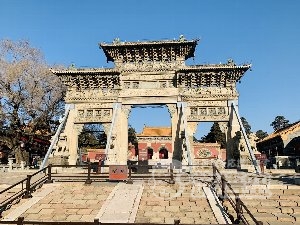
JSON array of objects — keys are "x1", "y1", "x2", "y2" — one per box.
[
  {"x1": 97, "y1": 159, "x2": 102, "y2": 174},
  {"x1": 23, "y1": 175, "x2": 32, "y2": 199},
  {"x1": 169, "y1": 163, "x2": 175, "y2": 184},
  {"x1": 212, "y1": 163, "x2": 217, "y2": 191},
  {"x1": 220, "y1": 174, "x2": 227, "y2": 202},
  {"x1": 45, "y1": 164, "x2": 53, "y2": 183},
  {"x1": 235, "y1": 194, "x2": 243, "y2": 224},
  {"x1": 174, "y1": 219, "x2": 180, "y2": 225},
  {"x1": 17, "y1": 217, "x2": 24, "y2": 225},
  {"x1": 127, "y1": 161, "x2": 133, "y2": 184},
  {"x1": 94, "y1": 218, "x2": 99, "y2": 225},
  {"x1": 85, "y1": 161, "x2": 92, "y2": 184}
]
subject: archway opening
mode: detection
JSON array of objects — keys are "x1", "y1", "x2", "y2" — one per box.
[
  {"x1": 159, "y1": 147, "x2": 169, "y2": 159},
  {"x1": 147, "y1": 147, "x2": 154, "y2": 159},
  {"x1": 128, "y1": 104, "x2": 172, "y2": 161},
  {"x1": 78, "y1": 123, "x2": 106, "y2": 164}
]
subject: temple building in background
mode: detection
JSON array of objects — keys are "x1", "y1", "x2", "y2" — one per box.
[
  {"x1": 257, "y1": 121, "x2": 300, "y2": 169},
  {"x1": 128, "y1": 126, "x2": 226, "y2": 165}
]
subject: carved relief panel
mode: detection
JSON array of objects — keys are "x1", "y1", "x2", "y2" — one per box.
[
  {"x1": 188, "y1": 105, "x2": 229, "y2": 122},
  {"x1": 75, "y1": 108, "x2": 113, "y2": 123},
  {"x1": 65, "y1": 89, "x2": 119, "y2": 103}
]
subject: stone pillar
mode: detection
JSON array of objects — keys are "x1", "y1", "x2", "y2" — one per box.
[
  {"x1": 64, "y1": 106, "x2": 83, "y2": 165},
  {"x1": 186, "y1": 121, "x2": 198, "y2": 160},
  {"x1": 68, "y1": 124, "x2": 83, "y2": 165},
  {"x1": 113, "y1": 105, "x2": 131, "y2": 165},
  {"x1": 102, "y1": 123, "x2": 111, "y2": 137},
  {"x1": 8, "y1": 158, "x2": 13, "y2": 171},
  {"x1": 218, "y1": 122, "x2": 228, "y2": 160},
  {"x1": 20, "y1": 161, "x2": 25, "y2": 170},
  {"x1": 167, "y1": 104, "x2": 182, "y2": 162},
  {"x1": 227, "y1": 100, "x2": 240, "y2": 167},
  {"x1": 167, "y1": 104, "x2": 177, "y2": 154}
]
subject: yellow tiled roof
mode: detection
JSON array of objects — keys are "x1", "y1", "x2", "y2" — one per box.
[
  {"x1": 137, "y1": 126, "x2": 171, "y2": 137},
  {"x1": 258, "y1": 121, "x2": 300, "y2": 142}
]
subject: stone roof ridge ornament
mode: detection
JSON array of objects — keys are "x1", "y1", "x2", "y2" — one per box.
[
  {"x1": 112, "y1": 37, "x2": 121, "y2": 45},
  {"x1": 227, "y1": 58, "x2": 236, "y2": 66},
  {"x1": 99, "y1": 38, "x2": 199, "y2": 46},
  {"x1": 179, "y1": 34, "x2": 186, "y2": 42},
  {"x1": 68, "y1": 63, "x2": 76, "y2": 70}
]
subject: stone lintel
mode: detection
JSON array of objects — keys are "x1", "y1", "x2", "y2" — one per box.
[
  {"x1": 188, "y1": 115, "x2": 230, "y2": 122},
  {"x1": 119, "y1": 88, "x2": 179, "y2": 98},
  {"x1": 120, "y1": 96, "x2": 178, "y2": 105}
]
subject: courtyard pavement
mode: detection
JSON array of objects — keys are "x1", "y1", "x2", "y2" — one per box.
[{"x1": 0, "y1": 168, "x2": 299, "y2": 225}]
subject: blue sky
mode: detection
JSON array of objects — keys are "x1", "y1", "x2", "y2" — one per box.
[{"x1": 1, "y1": 0, "x2": 300, "y2": 137}]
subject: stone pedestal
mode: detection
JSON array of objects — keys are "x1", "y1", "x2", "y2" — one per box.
[
  {"x1": 20, "y1": 161, "x2": 25, "y2": 170},
  {"x1": 8, "y1": 158, "x2": 13, "y2": 171}
]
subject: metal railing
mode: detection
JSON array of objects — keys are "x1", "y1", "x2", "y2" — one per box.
[
  {"x1": 212, "y1": 163, "x2": 263, "y2": 225},
  {"x1": 0, "y1": 167, "x2": 48, "y2": 217},
  {"x1": 1, "y1": 162, "x2": 263, "y2": 224}
]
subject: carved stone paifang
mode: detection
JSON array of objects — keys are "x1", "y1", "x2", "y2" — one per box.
[{"x1": 50, "y1": 38, "x2": 251, "y2": 166}]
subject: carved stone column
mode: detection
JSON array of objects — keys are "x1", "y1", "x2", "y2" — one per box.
[
  {"x1": 227, "y1": 101, "x2": 239, "y2": 165},
  {"x1": 68, "y1": 123, "x2": 83, "y2": 165},
  {"x1": 102, "y1": 123, "x2": 111, "y2": 136},
  {"x1": 187, "y1": 121, "x2": 198, "y2": 136},
  {"x1": 167, "y1": 104, "x2": 177, "y2": 156},
  {"x1": 114, "y1": 105, "x2": 131, "y2": 165},
  {"x1": 63, "y1": 106, "x2": 83, "y2": 165},
  {"x1": 186, "y1": 121, "x2": 198, "y2": 160}
]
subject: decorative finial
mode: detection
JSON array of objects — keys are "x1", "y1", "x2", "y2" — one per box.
[
  {"x1": 113, "y1": 38, "x2": 121, "y2": 44},
  {"x1": 69, "y1": 63, "x2": 76, "y2": 70},
  {"x1": 227, "y1": 58, "x2": 236, "y2": 66},
  {"x1": 179, "y1": 34, "x2": 186, "y2": 42}
]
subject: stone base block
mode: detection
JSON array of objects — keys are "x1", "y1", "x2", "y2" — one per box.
[{"x1": 48, "y1": 156, "x2": 69, "y2": 166}]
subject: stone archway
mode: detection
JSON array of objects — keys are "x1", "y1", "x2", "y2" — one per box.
[{"x1": 51, "y1": 38, "x2": 251, "y2": 167}]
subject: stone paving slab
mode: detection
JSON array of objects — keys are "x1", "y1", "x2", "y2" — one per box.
[
  {"x1": 1, "y1": 169, "x2": 300, "y2": 224},
  {"x1": 95, "y1": 182, "x2": 143, "y2": 223},
  {"x1": 2, "y1": 183, "x2": 61, "y2": 221}
]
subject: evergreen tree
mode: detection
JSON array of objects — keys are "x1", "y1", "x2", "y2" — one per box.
[
  {"x1": 202, "y1": 122, "x2": 226, "y2": 148},
  {"x1": 270, "y1": 116, "x2": 290, "y2": 131},
  {"x1": 241, "y1": 117, "x2": 251, "y2": 135},
  {"x1": 255, "y1": 130, "x2": 268, "y2": 140},
  {"x1": 128, "y1": 125, "x2": 138, "y2": 150}
]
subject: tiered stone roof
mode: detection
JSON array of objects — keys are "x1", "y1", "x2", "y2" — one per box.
[
  {"x1": 99, "y1": 39, "x2": 198, "y2": 63},
  {"x1": 51, "y1": 39, "x2": 251, "y2": 89}
]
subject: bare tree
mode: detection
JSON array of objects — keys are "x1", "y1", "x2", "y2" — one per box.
[{"x1": 0, "y1": 39, "x2": 65, "y2": 151}]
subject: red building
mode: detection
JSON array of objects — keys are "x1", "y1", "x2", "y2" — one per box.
[{"x1": 135, "y1": 126, "x2": 226, "y2": 163}]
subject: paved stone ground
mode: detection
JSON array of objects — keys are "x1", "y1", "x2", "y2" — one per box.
[
  {"x1": 216, "y1": 173, "x2": 300, "y2": 225},
  {"x1": 0, "y1": 169, "x2": 299, "y2": 224}
]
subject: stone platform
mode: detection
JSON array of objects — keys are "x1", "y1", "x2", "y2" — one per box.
[{"x1": 0, "y1": 169, "x2": 299, "y2": 224}]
